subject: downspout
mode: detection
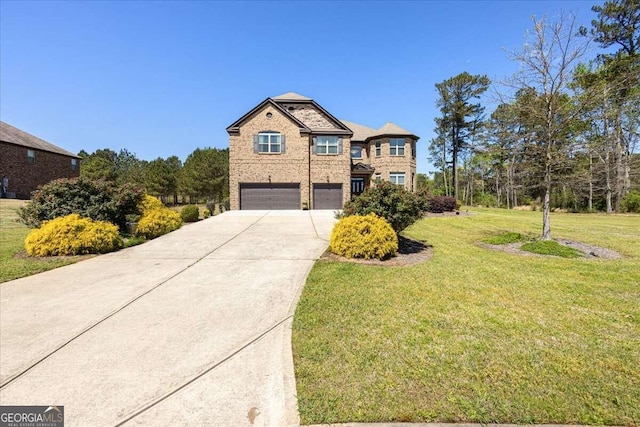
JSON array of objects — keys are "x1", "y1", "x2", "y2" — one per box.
[{"x1": 308, "y1": 134, "x2": 312, "y2": 208}]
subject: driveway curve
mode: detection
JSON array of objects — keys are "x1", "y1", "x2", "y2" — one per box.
[{"x1": 0, "y1": 210, "x2": 336, "y2": 426}]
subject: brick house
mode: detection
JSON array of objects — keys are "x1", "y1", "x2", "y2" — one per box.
[
  {"x1": 0, "y1": 121, "x2": 80, "y2": 199},
  {"x1": 226, "y1": 92, "x2": 418, "y2": 210}
]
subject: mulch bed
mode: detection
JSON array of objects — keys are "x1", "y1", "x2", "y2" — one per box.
[
  {"x1": 480, "y1": 239, "x2": 622, "y2": 259},
  {"x1": 320, "y1": 235, "x2": 433, "y2": 267}
]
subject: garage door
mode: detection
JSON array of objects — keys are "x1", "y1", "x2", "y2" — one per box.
[
  {"x1": 240, "y1": 183, "x2": 300, "y2": 210},
  {"x1": 313, "y1": 183, "x2": 343, "y2": 209}
]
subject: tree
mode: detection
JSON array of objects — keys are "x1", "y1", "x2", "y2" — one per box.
[
  {"x1": 431, "y1": 72, "x2": 491, "y2": 200},
  {"x1": 505, "y1": 12, "x2": 590, "y2": 239},
  {"x1": 144, "y1": 157, "x2": 182, "y2": 203},
  {"x1": 583, "y1": 0, "x2": 640, "y2": 210},
  {"x1": 179, "y1": 148, "x2": 229, "y2": 204}
]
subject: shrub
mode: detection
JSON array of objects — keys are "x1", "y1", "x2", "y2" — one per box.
[
  {"x1": 329, "y1": 214, "x2": 398, "y2": 260},
  {"x1": 203, "y1": 208, "x2": 212, "y2": 218},
  {"x1": 17, "y1": 177, "x2": 144, "y2": 231},
  {"x1": 181, "y1": 205, "x2": 200, "y2": 222},
  {"x1": 135, "y1": 208, "x2": 182, "y2": 239},
  {"x1": 25, "y1": 214, "x2": 122, "y2": 256},
  {"x1": 483, "y1": 232, "x2": 528, "y2": 245},
  {"x1": 339, "y1": 181, "x2": 427, "y2": 232},
  {"x1": 425, "y1": 195, "x2": 457, "y2": 213},
  {"x1": 520, "y1": 240, "x2": 582, "y2": 258},
  {"x1": 139, "y1": 194, "x2": 164, "y2": 214},
  {"x1": 621, "y1": 190, "x2": 640, "y2": 213}
]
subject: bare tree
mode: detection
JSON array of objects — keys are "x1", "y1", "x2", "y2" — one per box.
[{"x1": 504, "y1": 12, "x2": 590, "y2": 239}]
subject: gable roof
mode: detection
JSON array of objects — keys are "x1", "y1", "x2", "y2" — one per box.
[
  {"x1": 0, "y1": 121, "x2": 79, "y2": 158},
  {"x1": 339, "y1": 120, "x2": 378, "y2": 141},
  {"x1": 226, "y1": 98, "x2": 310, "y2": 134},
  {"x1": 377, "y1": 122, "x2": 416, "y2": 137},
  {"x1": 227, "y1": 93, "x2": 352, "y2": 136}
]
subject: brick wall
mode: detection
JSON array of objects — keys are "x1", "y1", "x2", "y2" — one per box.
[
  {"x1": 367, "y1": 137, "x2": 418, "y2": 191},
  {"x1": 0, "y1": 142, "x2": 80, "y2": 199}
]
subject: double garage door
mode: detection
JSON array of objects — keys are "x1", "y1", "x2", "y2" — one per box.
[
  {"x1": 240, "y1": 183, "x2": 300, "y2": 210},
  {"x1": 239, "y1": 183, "x2": 343, "y2": 210}
]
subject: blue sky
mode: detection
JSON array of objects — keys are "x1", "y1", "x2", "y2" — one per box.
[{"x1": 1, "y1": 0, "x2": 598, "y2": 174}]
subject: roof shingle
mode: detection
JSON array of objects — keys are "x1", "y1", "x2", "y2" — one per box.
[{"x1": 0, "y1": 121, "x2": 78, "y2": 158}]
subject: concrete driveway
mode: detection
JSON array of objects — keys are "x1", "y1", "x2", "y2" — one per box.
[{"x1": 0, "y1": 210, "x2": 336, "y2": 426}]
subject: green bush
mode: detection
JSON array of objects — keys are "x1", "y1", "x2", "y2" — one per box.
[
  {"x1": 329, "y1": 214, "x2": 398, "y2": 260},
  {"x1": 25, "y1": 214, "x2": 122, "y2": 256},
  {"x1": 484, "y1": 232, "x2": 528, "y2": 245},
  {"x1": 203, "y1": 208, "x2": 212, "y2": 218},
  {"x1": 17, "y1": 177, "x2": 144, "y2": 231},
  {"x1": 621, "y1": 190, "x2": 640, "y2": 213},
  {"x1": 181, "y1": 205, "x2": 200, "y2": 222},
  {"x1": 339, "y1": 181, "x2": 427, "y2": 232},
  {"x1": 521, "y1": 240, "x2": 582, "y2": 258},
  {"x1": 135, "y1": 208, "x2": 182, "y2": 239}
]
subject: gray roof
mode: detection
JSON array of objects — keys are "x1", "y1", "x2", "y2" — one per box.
[
  {"x1": 272, "y1": 92, "x2": 312, "y2": 101},
  {"x1": 340, "y1": 119, "x2": 417, "y2": 142},
  {"x1": 0, "y1": 121, "x2": 78, "y2": 158}
]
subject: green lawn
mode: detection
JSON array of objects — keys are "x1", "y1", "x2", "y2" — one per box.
[
  {"x1": 293, "y1": 208, "x2": 640, "y2": 425},
  {"x1": 0, "y1": 199, "x2": 76, "y2": 283}
]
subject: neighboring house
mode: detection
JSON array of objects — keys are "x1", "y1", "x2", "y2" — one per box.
[
  {"x1": 226, "y1": 92, "x2": 418, "y2": 210},
  {"x1": 0, "y1": 121, "x2": 80, "y2": 199}
]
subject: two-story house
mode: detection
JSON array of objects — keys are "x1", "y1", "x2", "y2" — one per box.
[{"x1": 226, "y1": 92, "x2": 418, "y2": 210}]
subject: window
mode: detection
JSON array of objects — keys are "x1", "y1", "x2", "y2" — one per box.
[
  {"x1": 27, "y1": 149, "x2": 35, "y2": 164},
  {"x1": 375, "y1": 140, "x2": 381, "y2": 157},
  {"x1": 350, "y1": 145, "x2": 363, "y2": 159},
  {"x1": 390, "y1": 138, "x2": 405, "y2": 156},
  {"x1": 71, "y1": 158, "x2": 78, "y2": 171},
  {"x1": 412, "y1": 141, "x2": 416, "y2": 159},
  {"x1": 390, "y1": 172, "x2": 405, "y2": 186},
  {"x1": 374, "y1": 172, "x2": 382, "y2": 182},
  {"x1": 316, "y1": 136, "x2": 340, "y2": 155},
  {"x1": 256, "y1": 132, "x2": 283, "y2": 153}
]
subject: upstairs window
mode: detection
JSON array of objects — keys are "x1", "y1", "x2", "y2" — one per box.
[
  {"x1": 71, "y1": 158, "x2": 78, "y2": 171},
  {"x1": 390, "y1": 172, "x2": 405, "y2": 186},
  {"x1": 315, "y1": 136, "x2": 341, "y2": 155},
  {"x1": 254, "y1": 132, "x2": 284, "y2": 154},
  {"x1": 412, "y1": 141, "x2": 416, "y2": 159},
  {"x1": 375, "y1": 140, "x2": 381, "y2": 157},
  {"x1": 350, "y1": 145, "x2": 363, "y2": 159},
  {"x1": 27, "y1": 149, "x2": 35, "y2": 164},
  {"x1": 390, "y1": 138, "x2": 405, "y2": 156}
]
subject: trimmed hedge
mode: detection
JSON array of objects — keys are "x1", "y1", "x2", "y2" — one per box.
[
  {"x1": 136, "y1": 208, "x2": 182, "y2": 239},
  {"x1": 330, "y1": 214, "x2": 398, "y2": 260},
  {"x1": 25, "y1": 214, "x2": 122, "y2": 256}
]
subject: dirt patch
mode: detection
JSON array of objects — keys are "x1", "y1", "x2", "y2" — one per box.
[
  {"x1": 481, "y1": 239, "x2": 622, "y2": 260},
  {"x1": 13, "y1": 250, "x2": 96, "y2": 262},
  {"x1": 320, "y1": 235, "x2": 433, "y2": 267}
]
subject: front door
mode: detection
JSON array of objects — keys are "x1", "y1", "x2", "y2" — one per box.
[{"x1": 351, "y1": 178, "x2": 365, "y2": 197}]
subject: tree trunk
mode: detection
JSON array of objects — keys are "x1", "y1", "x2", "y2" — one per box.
[
  {"x1": 542, "y1": 171, "x2": 552, "y2": 240},
  {"x1": 453, "y1": 130, "x2": 459, "y2": 200},
  {"x1": 588, "y1": 153, "x2": 593, "y2": 212}
]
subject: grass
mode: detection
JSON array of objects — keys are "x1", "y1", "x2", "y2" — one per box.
[
  {"x1": 0, "y1": 199, "x2": 77, "y2": 283},
  {"x1": 293, "y1": 207, "x2": 640, "y2": 425},
  {"x1": 521, "y1": 240, "x2": 583, "y2": 258}
]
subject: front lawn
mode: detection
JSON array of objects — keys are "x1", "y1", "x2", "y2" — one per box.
[
  {"x1": 0, "y1": 199, "x2": 76, "y2": 283},
  {"x1": 293, "y1": 208, "x2": 640, "y2": 425}
]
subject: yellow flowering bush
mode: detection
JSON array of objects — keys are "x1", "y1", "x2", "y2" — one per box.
[
  {"x1": 25, "y1": 214, "x2": 123, "y2": 256},
  {"x1": 329, "y1": 213, "x2": 398, "y2": 260},
  {"x1": 135, "y1": 208, "x2": 182, "y2": 239},
  {"x1": 139, "y1": 194, "x2": 164, "y2": 215}
]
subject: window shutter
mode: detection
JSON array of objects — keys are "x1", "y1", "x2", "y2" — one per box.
[
  {"x1": 312, "y1": 137, "x2": 317, "y2": 154},
  {"x1": 338, "y1": 138, "x2": 343, "y2": 155},
  {"x1": 281, "y1": 134, "x2": 286, "y2": 153},
  {"x1": 253, "y1": 135, "x2": 259, "y2": 153}
]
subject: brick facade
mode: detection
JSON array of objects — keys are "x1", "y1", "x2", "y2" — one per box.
[
  {"x1": 0, "y1": 141, "x2": 80, "y2": 199},
  {"x1": 227, "y1": 93, "x2": 418, "y2": 210}
]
